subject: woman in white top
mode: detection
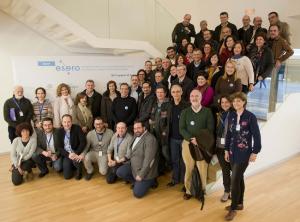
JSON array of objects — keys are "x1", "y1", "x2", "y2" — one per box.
[
  {"x1": 231, "y1": 41, "x2": 255, "y2": 93},
  {"x1": 53, "y1": 83, "x2": 74, "y2": 128},
  {"x1": 10, "y1": 122, "x2": 37, "y2": 185}
]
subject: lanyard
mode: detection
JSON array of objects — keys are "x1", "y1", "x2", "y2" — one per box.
[
  {"x1": 95, "y1": 130, "x2": 103, "y2": 142},
  {"x1": 46, "y1": 133, "x2": 53, "y2": 148},
  {"x1": 13, "y1": 98, "x2": 22, "y2": 112},
  {"x1": 38, "y1": 101, "x2": 45, "y2": 120},
  {"x1": 116, "y1": 136, "x2": 124, "y2": 153}
]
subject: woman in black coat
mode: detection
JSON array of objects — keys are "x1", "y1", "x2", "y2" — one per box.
[{"x1": 247, "y1": 33, "x2": 274, "y2": 88}]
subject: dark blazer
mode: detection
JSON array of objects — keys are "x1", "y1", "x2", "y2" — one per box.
[
  {"x1": 126, "y1": 131, "x2": 158, "y2": 180},
  {"x1": 214, "y1": 22, "x2": 239, "y2": 42},
  {"x1": 36, "y1": 128, "x2": 60, "y2": 155},
  {"x1": 101, "y1": 90, "x2": 120, "y2": 129},
  {"x1": 137, "y1": 93, "x2": 156, "y2": 123},
  {"x1": 82, "y1": 89, "x2": 102, "y2": 118},
  {"x1": 57, "y1": 124, "x2": 87, "y2": 158},
  {"x1": 186, "y1": 61, "x2": 206, "y2": 83},
  {"x1": 238, "y1": 25, "x2": 254, "y2": 46},
  {"x1": 194, "y1": 30, "x2": 215, "y2": 49}
]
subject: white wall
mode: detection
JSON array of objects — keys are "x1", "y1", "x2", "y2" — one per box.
[
  {"x1": 46, "y1": 0, "x2": 300, "y2": 48},
  {"x1": 0, "y1": 11, "x2": 73, "y2": 153}
]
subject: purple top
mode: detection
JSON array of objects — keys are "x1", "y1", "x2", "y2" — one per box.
[{"x1": 196, "y1": 84, "x2": 214, "y2": 107}]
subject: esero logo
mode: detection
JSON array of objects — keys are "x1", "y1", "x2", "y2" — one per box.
[{"x1": 55, "y1": 65, "x2": 80, "y2": 72}]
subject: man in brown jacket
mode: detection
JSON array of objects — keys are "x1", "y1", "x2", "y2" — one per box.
[
  {"x1": 268, "y1": 24, "x2": 294, "y2": 70},
  {"x1": 268, "y1": 12, "x2": 291, "y2": 45}
]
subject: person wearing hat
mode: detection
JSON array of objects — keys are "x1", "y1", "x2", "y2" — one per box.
[{"x1": 179, "y1": 89, "x2": 214, "y2": 200}]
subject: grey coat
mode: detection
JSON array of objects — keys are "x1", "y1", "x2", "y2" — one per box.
[{"x1": 126, "y1": 131, "x2": 158, "y2": 180}]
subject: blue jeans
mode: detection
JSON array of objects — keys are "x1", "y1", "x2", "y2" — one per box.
[
  {"x1": 116, "y1": 163, "x2": 155, "y2": 198},
  {"x1": 170, "y1": 138, "x2": 185, "y2": 183}
]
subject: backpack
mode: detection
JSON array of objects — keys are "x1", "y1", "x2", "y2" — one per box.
[{"x1": 190, "y1": 166, "x2": 205, "y2": 210}]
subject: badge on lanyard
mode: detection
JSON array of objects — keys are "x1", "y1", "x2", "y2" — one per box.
[
  {"x1": 221, "y1": 138, "x2": 225, "y2": 145},
  {"x1": 190, "y1": 120, "x2": 195, "y2": 126},
  {"x1": 229, "y1": 83, "x2": 234, "y2": 87},
  {"x1": 99, "y1": 151, "x2": 103, "y2": 157},
  {"x1": 19, "y1": 111, "x2": 24, "y2": 117},
  {"x1": 125, "y1": 106, "x2": 128, "y2": 110},
  {"x1": 236, "y1": 124, "x2": 241, "y2": 131}
]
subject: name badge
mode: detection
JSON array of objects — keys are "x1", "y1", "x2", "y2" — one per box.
[
  {"x1": 229, "y1": 83, "x2": 234, "y2": 87},
  {"x1": 190, "y1": 121, "x2": 195, "y2": 126},
  {"x1": 125, "y1": 106, "x2": 128, "y2": 110},
  {"x1": 221, "y1": 138, "x2": 225, "y2": 145},
  {"x1": 178, "y1": 115, "x2": 180, "y2": 119},
  {"x1": 99, "y1": 151, "x2": 103, "y2": 157},
  {"x1": 236, "y1": 124, "x2": 241, "y2": 131},
  {"x1": 19, "y1": 111, "x2": 24, "y2": 117}
]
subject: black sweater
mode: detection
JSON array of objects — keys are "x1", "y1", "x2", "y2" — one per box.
[
  {"x1": 111, "y1": 96, "x2": 137, "y2": 126},
  {"x1": 3, "y1": 96, "x2": 33, "y2": 127},
  {"x1": 82, "y1": 89, "x2": 102, "y2": 118}
]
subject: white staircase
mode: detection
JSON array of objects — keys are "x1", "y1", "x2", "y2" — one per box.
[{"x1": 0, "y1": 0, "x2": 162, "y2": 57}]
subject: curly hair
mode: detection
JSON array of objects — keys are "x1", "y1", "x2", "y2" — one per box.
[
  {"x1": 56, "y1": 83, "x2": 71, "y2": 97},
  {"x1": 15, "y1": 122, "x2": 33, "y2": 137}
]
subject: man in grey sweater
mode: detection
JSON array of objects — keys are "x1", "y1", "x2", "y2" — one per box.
[
  {"x1": 116, "y1": 121, "x2": 159, "y2": 198},
  {"x1": 80, "y1": 117, "x2": 113, "y2": 180}
]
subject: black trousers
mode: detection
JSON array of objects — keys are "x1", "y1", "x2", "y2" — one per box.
[
  {"x1": 62, "y1": 157, "x2": 82, "y2": 179},
  {"x1": 11, "y1": 159, "x2": 35, "y2": 186},
  {"x1": 216, "y1": 148, "x2": 231, "y2": 192},
  {"x1": 230, "y1": 162, "x2": 249, "y2": 210},
  {"x1": 8, "y1": 126, "x2": 17, "y2": 144},
  {"x1": 106, "y1": 163, "x2": 122, "y2": 184},
  {"x1": 32, "y1": 153, "x2": 63, "y2": 173},
  {"x1": 242, "y1": 85, "x2": 249, "y2": 94}
]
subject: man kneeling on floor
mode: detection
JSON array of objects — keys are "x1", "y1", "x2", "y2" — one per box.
[
  {"x1": 116, "y1": 121, "x2": 158, "y2": 198},
  {"x1": 32, "y1": 117, "x2": 63, "y2": 177},
  {"x1": 81, "y1": 117, "x2": 113, "y2": 180}
]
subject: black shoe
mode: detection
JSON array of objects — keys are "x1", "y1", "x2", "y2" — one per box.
[
  {"x1": 183, "y1": 193, "x2": 192, "y2": 200},
  {"x1": 85, "y1": 173, "x2": 93, "y2": 181},
  {"x1": 151, "y1": 179, "x2": 158, "y2": 189},
  {"x1": 75, "y1": 172, "x2": 82, "y2": 180},
  {"x1": 167, "y1": 181, "x2": 177, "y2": 187},
  {"x1": 181, "y1": 186, "x2": 186, "y2": 193},
  {"x1": 130, "y1": 184, "x2": 134, "y2": 189},
  {"x1": 38, "y1": 170, "x2": 49, "y2": 178}
]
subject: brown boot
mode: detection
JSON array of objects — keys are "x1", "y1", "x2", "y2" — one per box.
[
  {"x1": 225, "y1": 204, "x2": 244, "y2": 211},
  {"x1": 225, "y1": 210, "x2": 237, "y2": 221}
]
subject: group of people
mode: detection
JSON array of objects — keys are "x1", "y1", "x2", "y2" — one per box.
[{"x1": 3, "y1": 10, "x2": 294, "y2": 221}]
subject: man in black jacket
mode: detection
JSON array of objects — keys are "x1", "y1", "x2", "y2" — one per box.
[
  {"x1": 194, "y1": 20, "x2": 214, "y2": 49},
  {"x1": 137, "y1": 81, "x2": 155, "y2": 128},
  {"x1": 238, "y1": 15, "x2": 254, "y2": 48},
  {"x1": 3, "y1": 85, "x2": 33, "y2": 143},
  {"x1": 186, "y1": 49, "x2": 206, "y2": 83},
  {"x1": 57, "y1": 114, "x2": 86, "y2": 180},
  {"x1": 32, "y1": 117, "x2": 62, "y2": 177},
  {"x1": 82, "y1": 80, "x2": 102, "y2": 119},
  {"x1": 173, "y1": 64, "x2": 195, "y2": 102},
  {"x1": 214, "y1": 12, "x2": 238, "y2": 42},
  {"x1": 172, "y1": 14, "x2": 196, "y2": 50},
  {"x1": 111, "y1": 83, "x2": 137, "y2": 130},
  {"x1": 194, "y1": 30, "x2": 219, "y2": 53}
]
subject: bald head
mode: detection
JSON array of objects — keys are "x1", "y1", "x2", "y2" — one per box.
[
  {"x1": 183, "y1": 14, "x2": 191, "y2": 25},
  {"x1": 253, "y1": 16, "x2": 263, "y2": 28},
  {"x1": 190, "y1": 89, "x2": 202, "y2": 107},
  {"x1": 13, "y1": 85, "x2": 24, "y2": 99},
  {"x1": 116, "y1": 122, "x2": 127, "y2": 137},
  {"x1": 242, "y1": 15, "x2": 251, "y2": 27}
]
